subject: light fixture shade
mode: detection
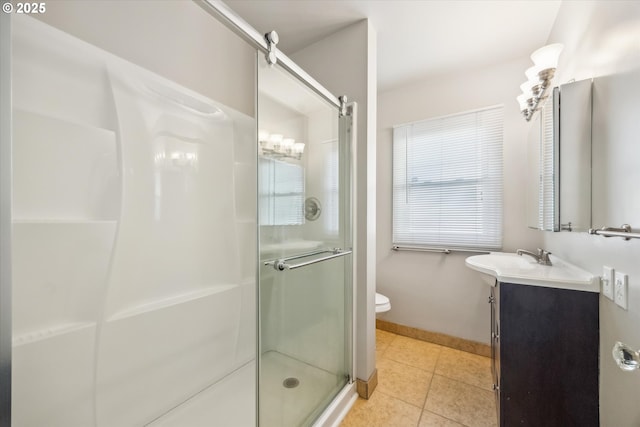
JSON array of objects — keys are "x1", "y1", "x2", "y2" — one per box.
[
  {"x1": 282, "y1": 138, "x2": 295, "y2": 151},
  {"x1": 530, "y1": 43, "x2": 564, "y2": 70},
  {"x1": 293, "y1": 142, "x2": 305, "y2": 154},
  {"x1": 525, "y1": 66, "x2": 543, "y2": 82},
  {"x1": 516, "y1": 94, "x2": 528, "y2": 111},
  {"x1": 520, "y1": 81, "x2": 536, "y2": 97}
]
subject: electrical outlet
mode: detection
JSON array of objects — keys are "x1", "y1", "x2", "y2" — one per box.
[
  {"x1": 602, "y1": 266, "x2": 614, "y2": 300},
  {"x1": 614, "y1": 271, "x2": 628, "y2": 310}
]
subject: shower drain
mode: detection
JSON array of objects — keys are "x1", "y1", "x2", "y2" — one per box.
[{"x1": 282, "y1": 377, "x2": 300, "y2": 388}]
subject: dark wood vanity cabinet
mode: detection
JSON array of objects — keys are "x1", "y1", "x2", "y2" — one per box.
[{"x1": 490, "y1": 282, "x2": 599, "y2": 427}]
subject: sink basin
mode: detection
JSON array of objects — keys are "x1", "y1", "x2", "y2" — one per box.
[{"x1": 465, "y1": 252, "x2": 599, "y2": 292}]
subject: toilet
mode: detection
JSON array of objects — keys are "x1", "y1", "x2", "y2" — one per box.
[{"x1": 375, "y1": 292, "x2": 391, "y2": 313}]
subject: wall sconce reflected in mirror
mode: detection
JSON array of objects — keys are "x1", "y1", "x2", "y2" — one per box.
[
  {"x1": 259, "y1": 129, "x2": 305, "y2": 160},
  {"x1": 612, "y1": 341, "x2": 640, "y2": 372},
  {"x1": 516, "y1": 43, "x2": 564, "y2": 121}
]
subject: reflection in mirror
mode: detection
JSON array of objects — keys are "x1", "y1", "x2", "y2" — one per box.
[
  {"x1": 526, "y1": 91, "x2": 558, "y2": 231},
  {"x1": 258, "y1": 157, "x2": 304, "y2": 226},
  {"x1": 526, "y1": 79, "x2": 592, "y2": 232}
]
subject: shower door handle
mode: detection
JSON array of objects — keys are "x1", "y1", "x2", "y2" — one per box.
[{"x1": 265, "y1": 248, "x2": 352, "y2": 271}]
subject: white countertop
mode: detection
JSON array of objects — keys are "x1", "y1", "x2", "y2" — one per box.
[{"x1": 465, "y1": 252, "x2": 599, "y2": 293}]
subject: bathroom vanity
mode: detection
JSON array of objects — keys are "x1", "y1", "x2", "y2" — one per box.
[{"x1": 466, "y1": 253, "x2": 599, "y2": 427}]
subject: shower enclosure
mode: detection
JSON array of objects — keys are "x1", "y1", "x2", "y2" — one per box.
[
  {"x1": 0, "y1": 2, "x2": 355, "y2": 426},
  {"x1": 257, "y1": 54, "x2": 353, "y2": 427}
]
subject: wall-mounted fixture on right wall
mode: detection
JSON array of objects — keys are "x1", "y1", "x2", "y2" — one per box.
[
  {"x1": 612, "y1": 341, "x2": 640, "y2": 371},
  {"x1": 589, "y1": 224, "x2": 640, "y2": 240},
  {"x1": 516, "y1": 43, "x2": 564, "y2": 121},
  {"x1": 525, "y1": 78, "x2": 592, "y2": 233}
]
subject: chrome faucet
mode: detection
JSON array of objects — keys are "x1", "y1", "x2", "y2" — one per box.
[{"x1": 516, "y1": 248, "x2": 553, "y2": 266}]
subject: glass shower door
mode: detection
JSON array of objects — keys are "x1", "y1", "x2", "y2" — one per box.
[{"x1": 257, "y1": 55, "x2": 353, "y2": 427}]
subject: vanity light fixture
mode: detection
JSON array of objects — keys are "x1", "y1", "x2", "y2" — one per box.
[
  {"x1": 517, "y1": 43, "x2": 564, "y2": 121},
  {"x1": 258, "y1": 129, "x2": 305, "y2": 160}
]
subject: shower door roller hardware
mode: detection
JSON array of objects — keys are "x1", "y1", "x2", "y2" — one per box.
[
  {"x1": 339, "y1": 95, "x2": 348, "y2": 117},
  {"x1": 612, "y1": 341, "x2": 640, "y2": 371},
  {"x1": 264, "y1": 248, "x2": 352, "y2": 271},
  {"x1": 264, "y1": 30, "x2": 279, "y2": 65}
]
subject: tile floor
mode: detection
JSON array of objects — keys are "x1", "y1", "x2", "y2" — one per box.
[{"x1": 340, "y1": 329, "x2": 497, "y2": 427}]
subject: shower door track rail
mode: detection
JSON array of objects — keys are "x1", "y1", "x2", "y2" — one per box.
[
  {"x1": 264, "y1": 248, "x2": 352, "y2": 271},
  {"x1": 196, "y1": 0, "x2": 341, "y2": 110}
]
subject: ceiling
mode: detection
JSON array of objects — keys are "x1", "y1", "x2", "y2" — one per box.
[{"x1": 224, "y1": 0, "x2": 563, "y2": 92}]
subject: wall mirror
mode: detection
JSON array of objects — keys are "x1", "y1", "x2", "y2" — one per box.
[
  {"x1": 526, "y1": 78, "x2": 592, "y2": 232},
  {"x1": 590, "y1": 69, "x2": 640, "y2": 231}
]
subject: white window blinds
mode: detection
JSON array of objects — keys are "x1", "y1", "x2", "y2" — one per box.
[
  {"x1": 259, "y1": 157, "x2": 304, "y2": 226},
  {"x1": 392, "y1": 106, "x2": 504, "y2": 250}
]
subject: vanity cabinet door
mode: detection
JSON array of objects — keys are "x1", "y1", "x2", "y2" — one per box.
[
  {"x1": 490, "y1": 284, "x2": 501, "y2": 421},
  {"x1": 497, "y1": 282, "x2": 599, "y2": 427}
]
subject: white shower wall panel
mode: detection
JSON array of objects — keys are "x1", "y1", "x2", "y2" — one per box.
[
  {"x1": 236, "y1": 279, "x2": 258, "y2": 364},
  {"x1": 12, "y1": 324, "x2": 95, "y2": 427},
  {"x1": 11, "y1": 221, "x2": 116, "y2": 339},
  {"x1": 96, "y1": 286, "x2": 242, "y2": 426},
  {"x1": 148, "y1": 361, "x2": 256, "y2": 427},
  {"x1": 12, "y1": 16, "x2": 116, "y2": 131},
  {"x1": 11, "y1": 15, "x2": 258, "y2": 427},
  {"x1": 13, "y1": 111, "x2": 119, "y2": 220},
  {"x1": 104, "y1": 62, "x2": 242, "y2": 316}
]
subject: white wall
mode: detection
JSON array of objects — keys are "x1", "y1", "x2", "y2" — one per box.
[
  {"x1": 542, "y1": 1, "x2": 640, "y2": 425},
  {"x1": 377, "y1": 58, "x2": 542, "y2": 344},
  {"x1": 291, "y1": 20, "x2": 378, "y2": 383}
]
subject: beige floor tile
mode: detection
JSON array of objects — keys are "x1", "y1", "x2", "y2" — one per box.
[
  {"x1": 376, "y1": 357, "x2": 433, "y2": 408},
  {"x1": 424, "y1": 375, "x2": 497, "y2": 427},
  {"x1": 376, "y1": 329, "x2": 397, "y2": 352},
  {"x1": 384, "y1": 335, "x2": 443, "y2": 372},
  {"x1": 340, "y1": 391, "x2": 422, "y2": 427},
  {"x1": 418, "y1": 410, "x2": 466, "y2": 427},
  {"x1": 434, "y1": 347, "x2": 493, "y2": 391}
]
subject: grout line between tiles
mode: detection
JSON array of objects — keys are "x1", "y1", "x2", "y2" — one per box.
[
  {"x1": 415, "y1": 345, "x2": 444, "y2": 426},
  {"x1": 372, "y1": 330, "x2": 495, "y2": 427}
]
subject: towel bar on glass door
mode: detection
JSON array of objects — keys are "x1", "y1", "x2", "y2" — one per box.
[{"x1": 264, "y1": 248, "x2": 352, "y2": 271}]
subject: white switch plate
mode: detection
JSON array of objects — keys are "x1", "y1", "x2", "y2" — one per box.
[
  {"x1": 602, "y1": 266, "x2": 614, "y2": 300},
  {"x1": 614, "y1": 271, "x2": 628, "y2": 310}
]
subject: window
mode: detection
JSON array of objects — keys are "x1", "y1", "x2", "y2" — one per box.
[
  {"x1": 322, "y1": 139, "x2": 339, "y2": 236},
  {"x1": 259, "y1": 157, "x2": 304, "y2": 226},
  {"x1": 392, "y1": 106, "x2": 504, "y2": 250}
]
